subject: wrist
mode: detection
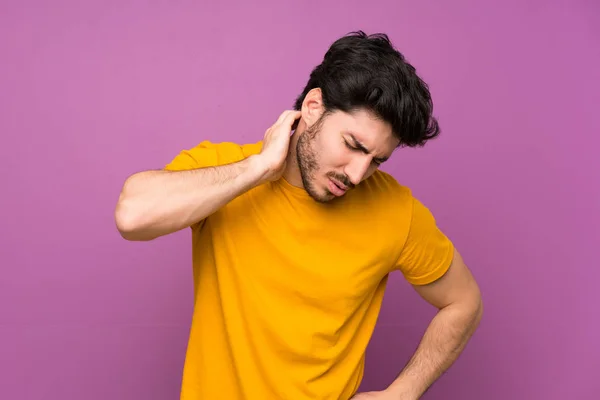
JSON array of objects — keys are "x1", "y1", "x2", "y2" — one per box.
[{"x1": 245, "y1": 154, "x2": 271, "y2": 185}]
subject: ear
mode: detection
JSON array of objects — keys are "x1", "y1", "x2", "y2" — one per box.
[{"x1": 301, "y1": 88, "x2": 325, "y2": 127}]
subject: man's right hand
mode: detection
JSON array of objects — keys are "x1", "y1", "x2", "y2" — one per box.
[{"x1": 255, "y1": 110, "x2": 302, "y2": 182}]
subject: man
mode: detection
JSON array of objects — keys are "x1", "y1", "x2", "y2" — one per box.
[{"x1": 115, "y1": 31, "x2": 482, "y2": 400}]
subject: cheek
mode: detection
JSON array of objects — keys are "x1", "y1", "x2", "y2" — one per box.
[
  {"x1": 315, "y1": 136, "x2": 345, "y2": 166},
  {"x1": 331, "y1": 138, "x2": 350, "y2": 162},
  {"x1": 323, "y1": 148, "x2": 347, "y2": 171}
]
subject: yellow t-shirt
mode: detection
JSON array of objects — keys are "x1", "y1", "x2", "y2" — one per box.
[{"x1": 164, "y1": 140, "x2": 454, "y2": 400}]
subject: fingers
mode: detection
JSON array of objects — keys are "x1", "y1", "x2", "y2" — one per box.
[
  {"x1": 265, "y1": 110, "x2": 302, "y2": 141},
  {"x1": 275, "y1": 110, "x2": 294, "y2": 124},
  {"x1": 275, "y1": 110, "x2": 302, "y2": 126},
  {"x1": 283, "y1": 110, "x2": 302, "y2": 128}
]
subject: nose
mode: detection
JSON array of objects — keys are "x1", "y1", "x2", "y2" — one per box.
[{"x1": 345, "y1": 156, "x2": 372, "y2": 186}]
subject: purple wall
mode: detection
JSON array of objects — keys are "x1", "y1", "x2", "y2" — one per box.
[{"x1": 1, "y1": 1, "x2": 598, "y2": 399}]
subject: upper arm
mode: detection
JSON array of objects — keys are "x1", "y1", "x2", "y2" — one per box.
[
  {"x1": 411, "y1": 249, "x2": 482, "y2": 311},
  {"x1": 393, "y1": 196, "x2": 454, "y2": 285},
  {"x1": 393, "y1": 195, "x2": 481, "y2": 310}
]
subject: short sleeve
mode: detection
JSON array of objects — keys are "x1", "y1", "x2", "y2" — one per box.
[
  {"x1": 164, "y1": 140, "x2": 263, "y2": 171},
  {"x1": 393, "y1": 197, "x2": 454, "y2": 286}
]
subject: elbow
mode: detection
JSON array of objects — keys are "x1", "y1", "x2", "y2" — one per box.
[
  {"x1": 114, "y1": 184, "x2": 153, "y2": 242},
  {"x1": 115, "y1": 200, "x2": 144, "y2": 241},
  {"x1": 456, "y1": 287, "x2": 484, "y2": 331},
  {"x1": 115, "y1": 210, "x2": 155, "y2": 242},
  {"x1": 471, "y1": 293, "x2": 484, "y2": 329}
]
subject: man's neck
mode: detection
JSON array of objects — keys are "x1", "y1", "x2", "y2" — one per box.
[{"x1": 282, "y1": 128, "x2": 304, "y2": 188}]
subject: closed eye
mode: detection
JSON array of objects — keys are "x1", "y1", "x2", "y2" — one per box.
[
  {"x1": 344, "y1": 140, "x2": 384, "y2": 165},
  {"x1": 344, "y1": 140, "x2": 356, "y2": 151}
]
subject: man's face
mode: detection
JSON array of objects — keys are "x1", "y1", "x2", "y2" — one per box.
[{"x1": 296, "y1": 108, "x2": 399, "y2": 203}]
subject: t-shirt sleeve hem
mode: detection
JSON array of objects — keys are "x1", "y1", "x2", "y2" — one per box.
[{"x1": 404, "y1": 242, "x2": 455, "y2": 286}]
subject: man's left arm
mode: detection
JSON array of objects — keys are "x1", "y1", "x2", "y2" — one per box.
[{"x1": 386, "y1": 249, "x2": 483, "y2": 399}]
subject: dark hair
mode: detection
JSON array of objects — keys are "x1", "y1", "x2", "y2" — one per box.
[{"x1": 294, "y1": 31, "x2": 440, "y2": 147}]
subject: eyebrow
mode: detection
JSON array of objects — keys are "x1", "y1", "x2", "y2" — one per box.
[{"x1": 349, "y1": 134, "x2": 389, "y2": 163}]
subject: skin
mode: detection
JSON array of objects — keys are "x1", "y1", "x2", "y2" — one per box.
[
  {"x1": 284, "y1": 88, "x2": 399, "y2": 203},
  {"x1": 115, "y1": 88, "x2": 482, "y2": 399}
]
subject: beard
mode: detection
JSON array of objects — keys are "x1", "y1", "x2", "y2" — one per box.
[{"x1": 295, "y1": 119, "x2": 351, "y2": 203}]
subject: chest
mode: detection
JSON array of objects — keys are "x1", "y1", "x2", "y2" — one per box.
[{"x1": 202, "y1": 185, "x2": 399, "y2": 311}]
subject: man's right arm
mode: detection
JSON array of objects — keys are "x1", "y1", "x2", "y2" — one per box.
[
  {"x1": 114, "y1": 155, "x2": 268, "y2": 241},
  {"x1": 114, "y1": 110, "x2": 302, "y2": 241}
]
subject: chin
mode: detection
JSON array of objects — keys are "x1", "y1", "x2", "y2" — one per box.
[
  {"x1": 316, "y1": 192, "x2": 336, "y2": 203},
  {"x1": 314, "y1": 183, "x2": 343, "y2": 203},
  {"x1": 301, "y1": 171, "x2": 341, "y2": 203},
  {"x1": 304, "y1": 182, "x2": 335, "y2": 203}
]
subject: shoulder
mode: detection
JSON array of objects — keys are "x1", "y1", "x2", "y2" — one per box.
[
  {"x1": 361, "y1": 171, "x2": 454, "y2": 282},
  {"x1": 363, "y1": 170, "x2": 443, "y2": 228},
  {"x1": 164, "y1": 140, "x2": 263, "y2": 171},
  {"x1": 359, "y1": 170, "x2": 414, "y2": 206},
  {"x1": 350, "y1": 170, "x2": 417, "y2": 231}
]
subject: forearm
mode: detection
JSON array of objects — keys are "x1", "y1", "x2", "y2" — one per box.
[
  {"x1": 115, "y1": 155, "x2": 266, "y2": 241},
  {"x1": 387, "y1": 300, "x2": 483, "y2": 399}
]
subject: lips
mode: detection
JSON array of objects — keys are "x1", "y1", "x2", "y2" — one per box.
[
  {"x1": 328, "y1": 178, "x2": 348, "y2": 196},
  {"x1": 332, "y1": 180, "x2": 348, "y2": 191}
]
